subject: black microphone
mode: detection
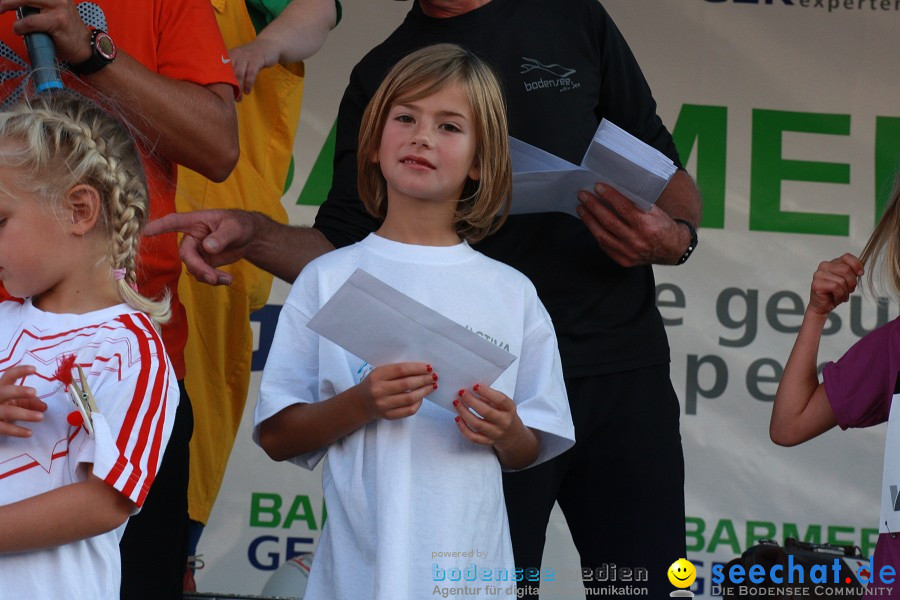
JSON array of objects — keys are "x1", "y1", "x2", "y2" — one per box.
[{"x1": 16, "y1": 6, "x2": 64, "y2": 93}]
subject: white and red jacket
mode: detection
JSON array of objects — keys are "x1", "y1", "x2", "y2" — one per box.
[{"x1": 0, "y1": 297, "x2": 178, "y2": 599}]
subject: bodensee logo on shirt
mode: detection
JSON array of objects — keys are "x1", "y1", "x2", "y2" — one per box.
[{"x1": 520, "y1": 57, "x2": 581, "y2": 93}]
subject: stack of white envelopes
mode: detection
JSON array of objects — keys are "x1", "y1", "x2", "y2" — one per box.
[{"x1": 509, "y1": 118, "x2": 677, "y2": 215}]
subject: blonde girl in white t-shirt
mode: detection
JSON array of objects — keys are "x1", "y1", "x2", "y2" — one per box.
[{"x1": 255, "y1": 44, "x2": 574, "y2": 599}]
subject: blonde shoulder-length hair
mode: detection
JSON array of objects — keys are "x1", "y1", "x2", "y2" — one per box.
[
  {"x1": 357, "y1": 43, "x2": 511, "y2": 243},
  {"x1": 860, "y1": 173, "x2": 900, "y2": 297}
]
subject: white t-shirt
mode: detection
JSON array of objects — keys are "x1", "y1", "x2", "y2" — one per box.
[
  {"x1": 0, "y1": 298, "x2": 178, "y2": 600},
  {"x1": 256, "y1": 234, "x2": 574, "y2": 600}
]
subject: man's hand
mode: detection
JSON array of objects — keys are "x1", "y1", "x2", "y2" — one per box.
[
  {"x1": 1, "y1": 0, "x2": 91, "y2": 64},
  {"x1": 147, "y1": 209, "x2": 334, "y2": 285},
  {"x1": 576, "y1": 182, "x2": 692, "y2": 267},
  {"x1": 145, "y1": 209, "x2": 260, "y2": 286},
  {"x1": 1, "y1": 0, "x2": 240, "y2": 181}
]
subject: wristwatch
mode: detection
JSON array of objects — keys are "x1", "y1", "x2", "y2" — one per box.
[
  {"x1": 70, "y1": 29, "x2": 116, "y2": 75},
  {"x1": 674, "y1": 219, "x2": 698, "y2": 265}
]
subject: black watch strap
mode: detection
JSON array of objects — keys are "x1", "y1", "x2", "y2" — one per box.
[
  {"x1": 70, "y1": 29, "x2": 116, "y2": 75},
  {"x1": 674, "y1": 219, "x2": 698, "y2": 265}
]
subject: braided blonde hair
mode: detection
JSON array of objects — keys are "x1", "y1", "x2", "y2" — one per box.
[{"x1": 0, "y1": 92, "x2": 170, "y2": 325}]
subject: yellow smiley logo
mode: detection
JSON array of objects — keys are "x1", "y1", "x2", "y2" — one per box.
[{"x1": 667, "y1": 558, "x2": 697, "y2": 589}]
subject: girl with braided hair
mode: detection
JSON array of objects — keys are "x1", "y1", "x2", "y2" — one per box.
[{"x1": 0, "y1": 91, "x2": 178, "y2": 600}]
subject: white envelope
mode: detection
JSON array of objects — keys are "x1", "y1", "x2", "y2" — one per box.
[
  {"x1": 306, "y1": 269, "x2": 517, "y2": 413},
  {"x1": 509, "y1": 118, "x2": 677, "y2": 216}
]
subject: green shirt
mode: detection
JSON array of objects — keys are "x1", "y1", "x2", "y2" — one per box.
[{"x1": 246, "y1": 0, "x2": 342, "y2": 33}]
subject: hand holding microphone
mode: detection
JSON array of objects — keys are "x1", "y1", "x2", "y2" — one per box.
[{"x1": 16, "y1": 5, "x2": 63, "y2": 93}]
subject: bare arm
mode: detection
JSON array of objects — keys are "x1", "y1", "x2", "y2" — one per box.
[
  {"x1": 230, "y1": 0, "x2": 337, "y2": 98},
  {"x1": 575, "y1": 169, "x2": 702, "y2": 267},
  {"x1": 656, "y1": 169, "x2": 703, "y2": 227},
  {"x1": 3, "y1": 0, "x2": 239, "y2": 181},
  {"x1": 82, "y1": 56, "x2": 238, "y2": 181},
  {"x1": 258, "y1": 363, "x2": 435, "y2": 461},
  {"x1": 770, "y1": 254, "x2": 863, "y2": 446},
  {"x1": 493, "y1": 425, "x2": 540, "y2": 470},
  {"x1": 258, "y1": 385, "x2": 371, "y2": 462},
  {"x1": 144, "y1": 210, "x2": 335, "y2": 285},
  {"x1": 241, "y1": 213, "x2": 335, "y2": 283},
  {"x1": 0, "y1": 475, "x2": 134, "y2": 553}
]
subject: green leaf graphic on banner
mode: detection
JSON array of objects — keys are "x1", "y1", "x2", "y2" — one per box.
[
  {"x1": 876, "y1": 116, "x2": 900, "y2": 223},
  {"x1": 673, "y1": 104, "x2": 727, "y2": 230},
  {"x1": 750, "y1": 109, "x2": 850, "y2": 236},
  {"x1": 283, "y1": 156, "x2": 294, "y2": 195},
  {"x1": 296, "y1": 121, "x2": 337, "y2": 206}
]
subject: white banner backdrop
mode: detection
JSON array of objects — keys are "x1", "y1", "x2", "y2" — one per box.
[{"x1": 193, "y1": 1, "x2": 900, "y2": 597}]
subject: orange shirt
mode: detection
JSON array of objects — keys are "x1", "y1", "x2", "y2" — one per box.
[{"x1": 0, "y1": 0, "x2": 238, "y2": 378}]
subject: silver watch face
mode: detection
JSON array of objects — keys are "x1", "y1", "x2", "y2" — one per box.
[{"x1": 95, "y1": 32, "x2": 116, "y2": 61}]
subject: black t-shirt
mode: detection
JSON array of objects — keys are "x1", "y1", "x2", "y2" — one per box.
[{"x1": 315, "y1": 0, "x2": 681, "y2": 377}]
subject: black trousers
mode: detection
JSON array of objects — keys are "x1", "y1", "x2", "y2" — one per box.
[
  {"x1": 503, "y1": 364, "x2": 686, "y2": 600},
  {"x1": 120, "y1": 380, "x2": 193, "y2": 600}
]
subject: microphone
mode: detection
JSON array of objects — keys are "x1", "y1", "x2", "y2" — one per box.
[{"x1": 16, "y1": 6, "x2": 64, "y2": 93}]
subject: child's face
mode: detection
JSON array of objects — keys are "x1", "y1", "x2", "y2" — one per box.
[
  {"x1": 375, "y1": 82, "x2": 480, "y2": 208},
  {"x1": 0, "y1": 167, "x2": 71, "y2": 301}
]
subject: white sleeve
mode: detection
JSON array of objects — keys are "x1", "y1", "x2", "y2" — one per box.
[
  {"x1": 71, "y1": 312, "x2": 178, "y2": 508},
  {"x1": 511, "y1": 296, "x2": 575, "y2": 469},
  {"x1": 255, "y1": 280, "x2": 326, "y2": 470}
]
